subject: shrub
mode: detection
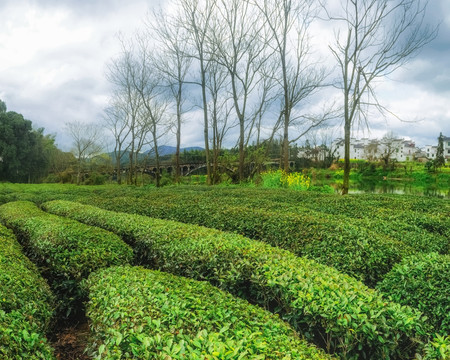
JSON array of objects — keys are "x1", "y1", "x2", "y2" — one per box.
[
  {"x1": 44, "y1": 200, "x2": 429, "y2": 360},
  {"x1": 104, "y1": 187, "x2": 448, "y2": 256},
  {"x1": 0, "y1": 201, "x2": 133, "y2": 318},
  {"x1": 84, "y1": 266, "x2": 334, "y2": 360},
  {"x1": 76, "y1": 195, "x2": 413, "y2": 286},
  {"x1": 0, "y1": 224, "x2": 56, "y2": 359},
  {"x1": 261, "y1": 169, "x2": 284, "y2": 188},
  {"x1": 261, "y1": 170, "x2": 311, "y2": 190},
  {"x1": 419, "y1": 334, "x2": 450, "y2": 360},
  {"x1": 377, "y1": 253, "x2": 450, "y2": 335},
  {"x1": 83, "y1": 172, "x2": 107, "y2": 185}
]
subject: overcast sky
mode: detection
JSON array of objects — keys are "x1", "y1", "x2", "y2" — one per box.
[{"x1": 1, "y1": 0, "x2": 449, "y2": 151}]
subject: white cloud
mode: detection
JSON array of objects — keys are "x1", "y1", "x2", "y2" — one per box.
[{"x1": 0, "y1": 0, "x2": 449, "y2": 152}]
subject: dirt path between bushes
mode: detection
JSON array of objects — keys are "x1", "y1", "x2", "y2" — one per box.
[{"x1": 50, "y1": 320, "x2": 90, "y2": 360}]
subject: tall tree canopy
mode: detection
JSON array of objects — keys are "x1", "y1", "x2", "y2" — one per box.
[{"x1": 0, "y1": 101, "x2": 59, "y2": 182}]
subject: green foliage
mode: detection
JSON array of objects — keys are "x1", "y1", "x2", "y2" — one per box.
[
  {"x1": 435, "y1": 133, "x2": 445, "y2": 169},
  {"x1": 0, "y1": 99, "x2": 6, "y2": 113},
  {"x1": 0, "y1": 201, "x2": 133, "y2": 318},
  {"x1": 377, "y1": 253, "x2": 450, "y2": 335},
  {"x1": 84, "y1": 266, "x2": 334, "y2": 360},
  {"x1": 261, "y1": 169, "x2": 284, "y2": 188},
  {"x1": 260, "y1": 170, "x2": 311, "y2": 190},
  {"x1": 83, "y1": 171, "x2": 107, "y2": 185},
  {"x1": 0, "y1": 224, "x2": 56, "y2": 359},
  {"x1": 419, "y1": 334, "x2": 450, "y2": 360},
  {"x1": 0, "y1": 109, "x2": 62, "y2": 183},
  {"x1": 43, "y1": 200, "x2": 429, "y2": 360},
  {"x1": 307, "y1": 185, "x2": 335, "y2": 193},
  {"x1": 70, "y1": 193, "x2": 415, "y2": 286}
]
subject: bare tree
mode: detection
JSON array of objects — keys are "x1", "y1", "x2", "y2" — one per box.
[
  {"x1": 105, "y1": 40, "x2": 144, "y2": 185},
  {"x1": 244, "y1": 57, "x2": 278, "y2": 149},
  {"x1": 177, "y1": 0, "x2": 217, "y2": 184},
  {"x1": 65, "y1": 121, "x2": 103, "y2": 185},
  {"x1": 149, "y1": 10, "x2": 193, "y2": 183},
  {"x1": 324, "y1": 0, "x2": 438, "y2": 194},
  {"x1": 253, "y1": 0, "x2": 327, "y2": 171},
  {"x1": 132, "y1": 35, "x2": 170, "y2": 187},
  {"x1": 213, "y1": 0, "x2": 273, "y2": 181},
  {"x1": 364, "y1": 140, "x2": 379, "y2": 161},
  {"x1": 380, "y1": 131, "x2": 400, "y2": 167},
  {"x1": 206, "y1": 59, "x2": 234, "y2": 184},
  {"x1": 103, "y1": 97, "x2": 132, "y2": 184}
]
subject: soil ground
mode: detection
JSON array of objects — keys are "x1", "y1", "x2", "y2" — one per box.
[{"x1": 50, "y1": 320, "x2": 90, "y2": 360}]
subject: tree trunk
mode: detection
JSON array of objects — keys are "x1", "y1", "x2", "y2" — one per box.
[
  {"x1": 239, "y1": 118, "x2": 245, "y2": 182},
  {"x1": 128, "y1": 151, "x2": 134, "y2": 185},
  {"x1": 153, "y1": 127, "x2": 161, "y2": 188},
  {"x1": 77, "y1": 157, "x2": 82, "y2": 185},
  {"x1": 342, "y1": 121, "x2": 351, "y2": 195},
  {"x1": 200, "y1": 60, "x2": 211, "y2": 185},
  {"x1": 282, "y1": 115, "x2": 289, "y2": 172},
  {"x1": 175, "y1": 114, "x2": 181, "y2": 184},
  {"x1": 175, "y1": 85, "x2": 182, "y2": 184},
  {"x1": 116, "y1": 154, "x2": 122, "y2": 185}
]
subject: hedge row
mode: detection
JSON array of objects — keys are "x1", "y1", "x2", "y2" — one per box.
[
  {"x1": 114, "y1": 187, "x2": 449, "y2": 255},
  {"x1": 377, "y1": 252, "x2": 450, "y2": 335},
  {"x1": 2, "y1": 184, "x2": 447, "y2": 252},
  {"x1": 76, "y1": 195, "x2": 415, "y2": 286},
  {"x1": 202, "y1": 188, "x2": 450, "y2": 242},
  {"x1": 84, "y1": 266, "x2": 335, "y2": 360},
  {"x1": 43, "y1": 200, "x2": 429, "y2": 360},
  {"x1": 113, "y1": 186, "x2": 450, "y2": 247},
  {"x1": 0, "y1": 201, "x2": 133, "y2": 318},
  {"x1": 0, "y1": 224, "x2": 56, "y2": 359}
]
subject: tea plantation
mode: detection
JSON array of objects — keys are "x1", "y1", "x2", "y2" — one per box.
[{"x1": 0, "y1": 184, "x2": 448, "y2": 359}]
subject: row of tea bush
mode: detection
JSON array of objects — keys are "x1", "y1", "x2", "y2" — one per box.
[
  {"x1": 108, "y1": 186, "x2": 449, "y2": 254},
  {"x1": 0, "y1": 202, "x2": 332, "y2": 359},
  {"x1": 71, "y1": 194, "x2": 422, "y2": 286},
  {"x1": 0, "y1": 201, "x2": 133, "y2": 318},
  {"x1": 43, "y1": 199, "x2": 430, "y2": 360},
  {"x1": 0, "y1": 224, "x2": 55, "y2": 359},
  {"x1": 84, "y1": 266, "x2": 334, "y2": 359}
]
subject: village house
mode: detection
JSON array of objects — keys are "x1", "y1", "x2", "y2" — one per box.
[{"x1": 329, "y1": 135, "x2": 448, "y2": 162}]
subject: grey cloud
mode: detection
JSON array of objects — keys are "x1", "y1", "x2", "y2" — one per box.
[{"x1": 1, "y1": 0, "x2": 449, "y2": 152}]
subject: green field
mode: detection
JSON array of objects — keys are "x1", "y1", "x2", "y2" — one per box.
[{"x1": 0, "y1": 183, "x2": 448, "y2": 359}]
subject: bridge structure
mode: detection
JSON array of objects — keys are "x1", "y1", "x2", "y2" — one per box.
[
  {"x1": 140, "y1": 163, "x2": 207, "y2": 176},
  {"x1": 137, "y1": 160, "x2": 295, "y2": 177}
]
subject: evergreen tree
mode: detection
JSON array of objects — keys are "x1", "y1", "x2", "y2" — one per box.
[
  {"x1": 435, "y1": 132, "x2": 445, "y2": 168},
  {"x1": 0, "y1": 101, "x2": 60, "y2": 182},
  {"x1": 0, "y1": 99, "x2": 6, "y2": 113}
]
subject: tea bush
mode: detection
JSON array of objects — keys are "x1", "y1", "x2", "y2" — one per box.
[
  {"x1": 0, "y1": 201, "x2": 133, "y2": 318},
  {"x1": 420, "y1": 334, "x2": 450, "y2": 360},
  {"x1": 169, "y1": 188, "x2": 448, "y2": 254},
  {"x1": 84, "y1": 266, "x2": 335, "y2": 360},
  {"x1": 3, "y1": 184, "x2": 446, "y2": 264},
  {"x1": 0, "y1": 224, "x2": 56, "y2": 359},
  {"x1": 377, "y1": 253, "x2": 450, "y2": 335},
  {"x1": 78, "y1": 195, "x2": 414, "y2": 285},
  {"x1": 146, "y1": 187, "x2": 449, "y2": 255},
  {"x1": 44, "y1": 200, "x2": 429, "y2": 360}
]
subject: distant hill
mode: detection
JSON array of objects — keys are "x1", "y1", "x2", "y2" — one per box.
[{"x1": 145, "y1": 145, "x2": 204, "y2": 157}]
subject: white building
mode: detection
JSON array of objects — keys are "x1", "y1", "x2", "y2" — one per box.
[
  {"x1": 423, "y1": 145, "x2": 437, "y2": 159},
  {"x1": 331, "y1": 137, "x2": 417, "y2": 162},
  {"x1": 394, "y1": 140, "x2": 416, "y2": 162}
]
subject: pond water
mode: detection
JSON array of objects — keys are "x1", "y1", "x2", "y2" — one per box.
[{"x1": 319, "y1": 180, "x2": 450, "y2": 199}]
